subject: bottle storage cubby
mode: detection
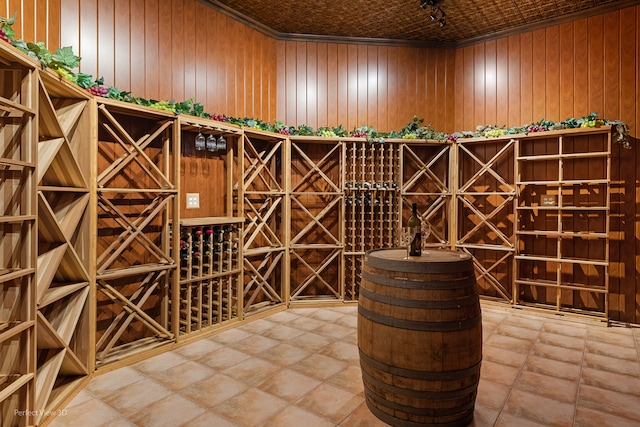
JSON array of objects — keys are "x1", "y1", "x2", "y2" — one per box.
[
  {"x1": 95, "y1": 99, "x2": 177, "y2": 366},
  {"x1": 175, "y1": 218, "x2": 242, "y2": 336},
  {"x1": 343, "y1": 140, "x2": 400, "y2": 301},
  {"x1": 454, "y1": 137, "x2": 515, "y2": 302},
  {"x1": 236, "y1": 129, "x2": 287, "y2": 314},
  {"x1": 514, "y1": 128, "x2": 611, "y2": 318},
  {"x1": 0, "y1": 42, "x2": 37, "y2": 427}
]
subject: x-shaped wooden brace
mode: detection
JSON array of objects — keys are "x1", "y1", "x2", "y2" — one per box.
[
  {"x1": 458, "y1": 194, "x2": 514, "y2": 248},
  {"x1": 401, "y1": 194, "x2": 449, "y2": 245},
  {"x1": 290, "y1": 248, "x2": 341, "y2": 299},
  {"x1": 96, "y1": 194, "x2": 173, "y2": 274},
  {"x1": 243, "y1": 251, "x2": 285, "y2": 310},
  {"x1": 458, "y1": 139, "x2": 515, "y2": 194},
  {"x1": 402, "y1": 144, "x2": 449, "y2": 194},
  {"x1": 290, "y1": 142, "x2": 341, "y2": 193},
  {"x1": 96, "y1": 269, "x2": 173, "y2": 360},
  {"x1": 243, "y1": 196, "x2": 283, "y2": 250},
  {"x1": 242, "y1": 136, "x2": 283, "y2": 192},
  {"x1": 289, "y1": 195, "x2": 341, "y2": 245},
  {"x1": 97, "y1": 105, "x2": 173, "y2": 190},
  {"x1": 462, "y1": 247, "x2": 513, "y2": 302}
]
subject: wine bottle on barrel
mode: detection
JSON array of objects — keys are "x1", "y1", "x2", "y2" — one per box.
[{"x1": 407, "y1": 203, "x2": 421, "y2": 256}]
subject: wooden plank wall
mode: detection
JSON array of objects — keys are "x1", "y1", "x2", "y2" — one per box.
[
  {"x1": 0, "y1": 0, "x2": 278, "y2": 122},
  {"x1": 276, "y1": 42, "x2": 457, "y2": 134}
]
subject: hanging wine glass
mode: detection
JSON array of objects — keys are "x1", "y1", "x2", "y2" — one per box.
[
  {"x1": 217, "y1": 135, "x2": 227, "y2": 154},
  {"x1": 206, "y1": 134, "x2": 217, "y2": 153},
  {"x1": 195, "y1": 132, "x2": 205, "y2": 151}
]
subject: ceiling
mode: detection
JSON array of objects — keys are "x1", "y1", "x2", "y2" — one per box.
[{"x1": 204, "y1": 0, "x2": 637, "y2": 47}]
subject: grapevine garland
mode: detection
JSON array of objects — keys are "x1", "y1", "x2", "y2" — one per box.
[{"x1": 0, "y1": 13, "x2": 631, "y2": 148}]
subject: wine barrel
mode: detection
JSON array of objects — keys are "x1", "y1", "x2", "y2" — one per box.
[{"x1": 358, "y1": 248, "x2": 482, "y2": 427}]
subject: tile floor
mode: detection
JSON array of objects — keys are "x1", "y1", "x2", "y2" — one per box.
[{"x1": 50, "y1": 303, "x2": 640, "y2": 427}]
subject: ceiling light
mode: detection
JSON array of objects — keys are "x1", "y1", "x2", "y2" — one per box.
[{"x1": 420, "y1": 1, "x2": 446, "y2": 28}]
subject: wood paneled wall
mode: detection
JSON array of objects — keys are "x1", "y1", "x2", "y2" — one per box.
[
  {"x1": 276, "y1": 42, "x2": 457, "y2": 133},
  {"x1": 1, "y1": 0, "x2": 278, "y2": 121}
]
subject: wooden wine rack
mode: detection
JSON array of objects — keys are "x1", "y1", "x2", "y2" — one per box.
[
  {"x1": 454, "y1": 137, "x2": 516, "y2": 303},
  {"x1": 514, "y1": 128, "x2": 611, "y2": 318},
  {"x1": 236, "y1": 129, "x2": 287, "y2": 315},
  {"x1": 0, "y1": 42, "x2": 37, "y2": 427},
  {"x1": 175, "y1": 218, "x2": 242, "y2": 337},
  {"x1": 289, "y1": 137, "x2": 343, "y2": 302},
  {"x1": 94, "y1": 99, "x2": 178, "y2": 366},
  {"x1": 35, "y1": 70, "x2": 94, "y2": 425}
]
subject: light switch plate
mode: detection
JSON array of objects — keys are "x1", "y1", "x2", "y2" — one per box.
[{"x1": 186, "y1": 193, "x2": 200, "y2": 209}]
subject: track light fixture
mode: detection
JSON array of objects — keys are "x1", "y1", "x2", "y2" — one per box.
[{"x1": 420, "y1": 0, "x2": 446, "y2": 28}]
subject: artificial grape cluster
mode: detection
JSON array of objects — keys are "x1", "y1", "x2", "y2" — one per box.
[
  {"x1": 402, "y1": 133, "x2": 418, "y2": 139},
  {"x1": 278, "y1": 128, "x2": 291, "y2": 135},
  {"x1": 87, "y1": 85, "x2": 108, "y2": 97},
  {"x1": 149, "y1": 100, "x2": 175, "y2": 112},
  {"x1": 483, "y1": 128, "x2": 507, "y2": 137},
  {"x1": 209, "y1": 113, "x2": 226, "y2": 122},
  {"x1": 351, "y1": 131, "x2": 367, "y2": 138},
  {"x1": 527, "y1": 125, "x2": 547, "y2": 133},
  {"x1": 320, "y1": 129, "x2": 337, "y2": 137},
  {"x1": 0, "y1": 28, "x2": 9, "y2": 43}
]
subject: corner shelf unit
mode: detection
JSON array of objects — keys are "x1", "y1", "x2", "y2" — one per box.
[
  {"x1": 514, "y1": 127, "x2": 611, "y2": 318},
  {"x1": 175, "y1": 217, "x2": 243, "y2": 338},
  {"x1": 0, "y1": 42, "x2": 37, "y2": 427}
]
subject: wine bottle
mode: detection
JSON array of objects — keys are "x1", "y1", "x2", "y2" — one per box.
[{"x1": 407, "y1": 203, "x2": 421, "y2": 256}]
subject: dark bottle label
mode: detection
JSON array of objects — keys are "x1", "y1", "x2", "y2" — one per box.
[{"x1": 410, "y1": 230, "x2": 421, "y2": 256}]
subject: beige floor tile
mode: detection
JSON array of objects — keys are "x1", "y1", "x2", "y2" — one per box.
[
  {"x1": 325, "y1": 364, "x2": 365, "y2": 395},
  {"x1": 482, "y1": 346, "x2": 528, "y2": 368},
  {"x1": 257, "y1": 342, "x2": 311, "y2": 366},
  {"x1": 313, "y1": 322, "x2": 355, "y2": 340},
  {"x1": 470, "y1": 403, "x2": 500, "y2": 427},
  {"x1": 284, "y1": 315, "x2": 326, "y2": 331},
  {"x1": 47, "y1": 397, "x2": 122, "y2": 427},
  {"x1": 261, "y1": 324, "x2": 306, "y2": 341},
  {"x1": 502, "y1": 388, "x2": 575, "y2": 426},
  {"x1": 257, "y1": 368, "x2": 322, "y2": 401},
  {"x1": 480, "y1": 359, "x2": 521, "y2": 386},
  {"x1": 587, "y1": 327, "x2": 636, "y2": 348},
  {"x1": 585, "y1": 339, "x2": 639, "y2": 361},
  {"x1": 181, "y1": 411, "x2": 241, "y2": 427},
  {"x1": 580, "y1": 366, "x2": 640, "y2": 396},
  {"x1": 484, "y1": 333, "x2": 535, "y2": 354},
  {"x1": 501, "y1": 313, "x2": 546, "y2": 331},
  {"x1": 180, "y1": 373, "x2": 248, "y2": 408},
  {"x1": 230, "y1": 334, "x2": 280, "y2": 355},
  {"x1": 234, "y1": 318, "x2": 277, "y2": 335},
  {"x1": 260, "y1": 404, "x2": 336, "y2": 427},
  {"x1": 578, "y1": 384, "x2": 640, "y2": 421},
  {"x1": 130, "y1": 393, "x2": 206, "y2": 427},
  {"x1": 475, "y1": 378, "x2": 511, "y2": 410},
  {"x1": 175, "y1": 338, "x2": 223, "y2": 360},
  {"x1": 309, "y1": 309, "x2": 347, "y2": 322},
  {"x1": 514, "y1": 370, "x2": 578, "y2": 403},
  {"x1": 319, "y1": 340, "x2": 360, "y2": 363},
  {"x1": 210, "y1": 326, "x2": 254, "y2": 344},
  {"x1": 62, "y1": 388, "x2": 95, "y2": 409},
  {"x1": 102, "y1": 377, "x2": 172, "y2": 416},
  {"x1": 295, "y1": 383, "x2": 363, "y2": 423},
  {"x1": 86, "y1": 366, "x2": 146, "y2": 398},
  {"x1": 538, "y1": 331, "x2": 586, "y2": 350},
  {"x1": 267, "y1": 309, "x2": 303, "y2": 324},
  {"x1": 494, "y1": 412, "x2": 549, "y2": 427},
  {"x1": 222, "y1": 356, "x2": 281, "y2": 386},
  {"x1": 574, "y1": 406, "x2": 640, "y2": 427},
  {"x1": 542, "y1": 320, "x2": 588, "y2": 338},
  {"x1": 334, "y1": 312, "x2": 358, "y2": 329},
  {"x1": 151, "y1": 360, "x2": 216, "y2": 391},
  {"x1": 531, "y1": 341, "x2": 583, "y2": 364},
  {"x1": 338, "y1": 401, "x2": 390, "y2": 427},
  {"x1": 495, "y1": 323, "x2": 541, "y2": 341},
  {"x1": 214, "y1": 388, "x2": 288, "y2": 427},
  {"x1": 523, "y1": 354, "x2": 582, "y2": 381},
  {"x1": 341, "y1": 331, "x2": 358, "y2": 345},
  {"x1": 583, "y1": 351, "x2": 640, "y2": 377},
  {"x1": 291, "y1": 331, "x2": 332, "y2": 352},
  {"x1": 293, "y1": 353, "x2": 349, "y2": 381},
  {"x1": 199, "y1": 346, "x2": 251, "y2": 370},
  {"x1": 132, "y1": 352, "x2": 189, "y2": 376}
]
